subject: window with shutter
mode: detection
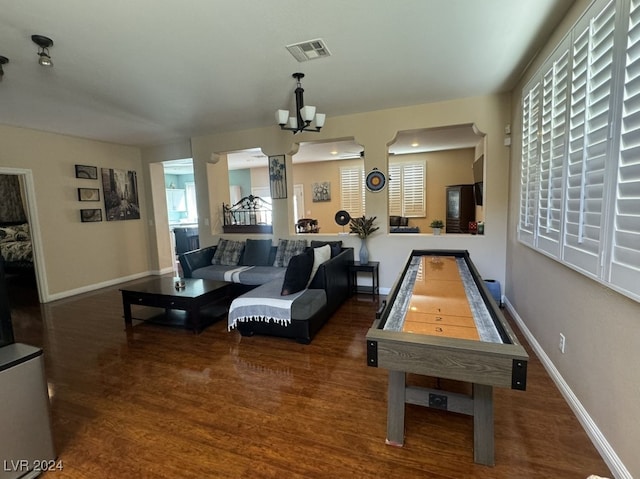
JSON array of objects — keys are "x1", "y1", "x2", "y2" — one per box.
[
  {"x1": 518, "y1": 0, "x2": 640, "y2": 303},
  {"x1": 519, "y1": 82, "x2": 540, "y2": 246},
  {"x1": 563, "y1": 0, "x2": 615, "y2": 276},
  {"x1": 388, "y1": 160, "x2": 426, "y2": 217},
  {"x1": 537, "y1": 48, "x2": 570, "y2": 257},
  {"x1": 340, "y1": 165, "x2": 365, "y2": 217},
  {"x1": 388, "y1": 163, "x2": 402, "y2": 216},
  {"x1": 610, "y1": 0, "x2": 640, "y2": 297}
]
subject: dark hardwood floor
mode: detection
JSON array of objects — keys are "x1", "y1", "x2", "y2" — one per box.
[{"x1": 7, "y1": 276, "x2": 611, "y2": 478}]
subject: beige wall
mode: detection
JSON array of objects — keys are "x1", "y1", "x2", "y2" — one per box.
[
  {"x1": 191, "y1": 93, "x2": 512, "y2": 289},
  {"x1": 508, "y1": 0, "x2": 638, "y2": 476},
  {"x1": 0, "y1": 124, "x2": 148, "y2": 300},
  {"x1": 292, "y1": 158, "x2": 362, "y2": 234}
]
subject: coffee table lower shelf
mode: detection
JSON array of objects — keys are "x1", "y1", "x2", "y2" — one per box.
[{"x1": 128, "y1": 304, "x2": 228, "y2": 332}]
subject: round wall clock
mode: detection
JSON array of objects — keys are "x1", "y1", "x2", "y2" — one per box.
[{"x1": 366, "y1": 168, "x2": 386, "y2": 192}]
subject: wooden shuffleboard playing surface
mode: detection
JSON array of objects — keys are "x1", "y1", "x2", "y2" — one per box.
[{"x1": 402, "y1": 256, "x2": 479, "y2": 340}]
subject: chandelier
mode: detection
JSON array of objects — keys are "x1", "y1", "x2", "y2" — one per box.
[{"x1": 276, "y1": 73, "x2": 325, "y2": 134}]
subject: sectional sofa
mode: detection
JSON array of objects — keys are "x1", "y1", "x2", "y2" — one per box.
[{"x1": 179, "y1": 238, "x2": 353, "y2": 343}]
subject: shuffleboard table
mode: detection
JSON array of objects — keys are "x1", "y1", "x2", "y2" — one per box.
[{"x1": 366, "y1": 250, "x2": 528, "y2": 466}]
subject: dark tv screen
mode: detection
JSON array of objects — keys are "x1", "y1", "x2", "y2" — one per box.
[{"x1": 474, "y1": 182, "x2": 483, "y2": 206}]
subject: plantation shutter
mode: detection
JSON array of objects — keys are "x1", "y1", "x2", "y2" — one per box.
[
  {"x1": 563, "y1": 0, "x2": 615, "y2": 276},
  {"x1": 402, "y1": 163, "x2": 426, "y2": 217},
  {"x1": 537, "y1": 48, "x2": 570, "y2": 257},
  {"x1": 610, "y1": 0, "x2": 640, "y2": 297},
  {"x1": 340, "y1": 165, "x2": 365, "y2": 217},
  {"x1": 388, "y1": 161, "x2": 426, "y2": 217},
  {"x1": 519, "y1": 81, "x2": 540, "y2": 246},
  {"x1": 388, "y1": 163, "x2": 402, "y2": 216}
]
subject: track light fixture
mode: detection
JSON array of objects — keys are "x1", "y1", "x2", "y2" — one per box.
[
  {"x1": 32, "y1": 35, "x2": 54, "y2": 67},
  {"x1": 0, "y1": 56, "x2": 8, "y2": 82},
  {"x1": 276, "y1": 73, "x2": 325, "y2": 134}
]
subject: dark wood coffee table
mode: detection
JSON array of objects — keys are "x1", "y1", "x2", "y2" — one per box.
[{"x1": 120, "y1": 277, "x2": 233, "y2": 333}]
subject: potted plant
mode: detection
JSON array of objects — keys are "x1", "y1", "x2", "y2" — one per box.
[
  {"x1": 349, "y1": 215, "x2": 379, "y2": 264},
  {"x1": 430, "y1": 219, "x2": 444, "y2": 235}
]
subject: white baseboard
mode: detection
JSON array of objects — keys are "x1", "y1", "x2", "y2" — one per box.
[
  {"x1": 44, "y1": 270, "x2": 162, "y2": 302},
  {"x1": 503, "y1": 297, "x2": 631, "y2": 479}
]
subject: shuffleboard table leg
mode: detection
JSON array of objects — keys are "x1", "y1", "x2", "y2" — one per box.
[
  {"x1": 473, "y1": 383, "x2": 494, "y2": 466},
  {"x1": 385, "y1": 370, "x2": 406, "y2": 446}
]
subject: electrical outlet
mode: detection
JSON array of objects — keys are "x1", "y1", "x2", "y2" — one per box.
[{"x1": 559, "y1": 333, "x2": 566, "y2": 354}]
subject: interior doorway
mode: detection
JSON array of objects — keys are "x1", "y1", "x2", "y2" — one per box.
[{"x1": 0, "y1": 168, "x2": 46, "y2": 303}]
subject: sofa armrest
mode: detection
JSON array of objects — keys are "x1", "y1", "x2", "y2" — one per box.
[
  {"x1": 309, "y1": 247, "x2": 354, "y2": 315},
  {"x1": 179, "y1": 246, "x2": 216, "y2": 278}
]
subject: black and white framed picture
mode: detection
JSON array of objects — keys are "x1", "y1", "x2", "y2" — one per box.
[
  {"x1": 77, "y1": 187, "x2": 100, "y2": 202},
  {"x1": 101, "y1": 168, "x2": 141, "y2": 221},
  {"x1": 269, "y1": 155, "x2": 287, "y2": 199},
  {"x1": 80, "y1": 209, "x2": 102, "y2": 222},
  {"x1": 312, "y1": 181, "x2": 331, "y2": 202},
  {"x1": 75, "y1": 164, "x2": 98, "y2": 180}
]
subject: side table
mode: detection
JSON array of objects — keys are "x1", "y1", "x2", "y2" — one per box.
[{"x1": 349, "y1": 261, "x2": 380, "y2": 299}]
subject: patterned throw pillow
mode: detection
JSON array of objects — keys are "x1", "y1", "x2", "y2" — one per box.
[
  {"x1": 0, "y1": 227, "x2": 18, "y2": 244},
  {"x1": 273, "y1": 239, "x2": 308, "y2": 267},
  {"x1": 211, "y1": 239, "x2": 245, "y2": 266}
]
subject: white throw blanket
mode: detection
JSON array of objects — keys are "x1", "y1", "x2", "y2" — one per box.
[
  {"x1": 227, "y1": 279, "x2": 305, "y2": 330},
  {"x1": 223, "y1": 265, "x2": 254, "y2": 283}
]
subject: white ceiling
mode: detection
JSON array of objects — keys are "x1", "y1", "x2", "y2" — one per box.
[{"x1": 0, "y1": 1, "x2": 574, "y2": 150}]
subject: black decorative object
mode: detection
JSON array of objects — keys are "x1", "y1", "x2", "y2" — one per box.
[
  {"x1": 335, "y1": 210, "x2": 350, "y2": 226},
  {"x1": 366, "y1": 168, "x2": 386, "y2": 192}
]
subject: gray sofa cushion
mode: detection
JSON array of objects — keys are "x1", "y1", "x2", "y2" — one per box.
[{"x1": 192, "y1": 264, "x2": 285, "y2": 285}]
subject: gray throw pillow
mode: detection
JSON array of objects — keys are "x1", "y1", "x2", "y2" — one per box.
[
  {"x1": 273, "y1": 239, "x2": 308, "y2": 267},
  {"x1": 212, "y1": 239, "x2": 245, "y2": 266}
]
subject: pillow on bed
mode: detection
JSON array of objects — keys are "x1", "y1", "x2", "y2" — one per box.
[
  {"x1": 273, "y1": 239, "x2": 308, "y2": 267},
  {"x1": 211, "y1": 239, "x2": 245, "y2": 266},
  {"x1": 0, "y1": 226, "x2": 18, "y2": 244},
  {"x1": 281, "y1": 250, "x2": 313, "y2": 296}
]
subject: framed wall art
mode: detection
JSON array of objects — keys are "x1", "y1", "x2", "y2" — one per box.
[
  {"x1": 101, "y1": 168, "x2": 141, "y2": 221},
  {"x1": 80, "y1": 209, "x2": 102, "y2": 223},
  {"x1": 312, "y1": 181, "x2": 331, "y2": 202},
  {"x1": 268, "y1": 155, "x2": 287, "y2": 199},
  {"x1": 75, "y1": 164, "x2": 98, "y2": 180},
  {"x1": 77, "y1": 187, "x2": 100, "y2": 202}
]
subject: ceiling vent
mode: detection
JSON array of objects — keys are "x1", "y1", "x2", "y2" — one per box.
[{"x1": 286, "y1": 39, "x2": 331, "y2": 62}]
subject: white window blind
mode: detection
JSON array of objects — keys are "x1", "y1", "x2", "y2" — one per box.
[
  {"x1": 388, "y1": 161, "x2": 426, "y2": 217},
  {"x1": 388, "y1": 163, "x2": 402, "y2": 216},
  {"x1": 611, "y1": 0, "x2": 640, "y2": 297},
  {"x1": 519, "y1": 0, "x2": 640, "y2": 303},
  {"x1": 564, "y1": 0, "x2": 615, "y2": 276},
  {"x1": 340, "y1": 165, "x2": 365, "y2": 217},
  {"x1": 538, "y1": 49, "x2": 570, "y2": 256},
  {"x1": 519, "y1": 82, "x2": 540, "y2": 246}
]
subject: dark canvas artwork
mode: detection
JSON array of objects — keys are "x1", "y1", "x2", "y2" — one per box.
[{"x1": 101, "y1": 168, "x2": 141, "y2": 221}]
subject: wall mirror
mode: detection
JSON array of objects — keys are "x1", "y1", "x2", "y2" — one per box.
[{"x1": 387, "y1": 124, "x2": 485, "y2": 234}]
